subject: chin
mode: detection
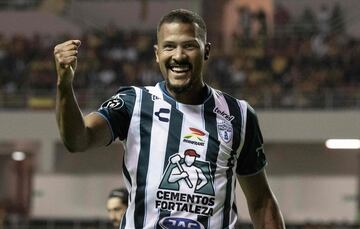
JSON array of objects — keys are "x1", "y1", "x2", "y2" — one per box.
[
  {"x1": 167, "y1": 76, "x2": 193, "y2": 92},
  {"x1": 167, "y1": 81, "x2": 192, "y2": 94}
]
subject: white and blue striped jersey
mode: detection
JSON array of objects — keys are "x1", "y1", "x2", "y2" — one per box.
[{"x1": 97, "y1": 81, "x2": 267, "y2": 229}]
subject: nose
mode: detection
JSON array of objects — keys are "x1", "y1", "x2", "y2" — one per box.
[
  {"x1": 109, "y1": 211, "x2": 116, "y2": 220},
  {"x1": 172, "y1": 46, "x2": 186, "y2": 62}
]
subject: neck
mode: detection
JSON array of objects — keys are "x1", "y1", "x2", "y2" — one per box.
[{"x1": 165, "y1": 82, "x2": 207, "y2": 105}]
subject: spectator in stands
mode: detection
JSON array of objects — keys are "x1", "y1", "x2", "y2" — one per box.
[
  {"x1": 316, "y1": 4, "x2": 331, "y2": 36},
  {"x1": 106, "y1": 188, "x2": 128, "y2": 229},
  {"x1": 1, "y1": 2, "x2": 359, "y2": 109}
]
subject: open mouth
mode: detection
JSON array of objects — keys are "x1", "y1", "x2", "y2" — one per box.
[{"x1": 168, "y1": 64, "x2": 192, "y2": 74}]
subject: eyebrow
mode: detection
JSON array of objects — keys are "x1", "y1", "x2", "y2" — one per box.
[{"x1": 161, "y1": 39, "x2": 199, "y2": 44}]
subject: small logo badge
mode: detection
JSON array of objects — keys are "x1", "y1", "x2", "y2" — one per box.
[
  {"x1": 101, "y1": 97, "x2": 124, "y2": 110},
  {"x1": 152, "y1": 94, "x2": 160, "y2": 101},
  {"x1": 218, "y1": 121, "x2": 233, "y2": 143},
  {"x1": 155, "y1": 108, "x2": 170, "y2": 122},
  {"x1": 213, "y1": 107, "x2": 234, "y2": 122}
]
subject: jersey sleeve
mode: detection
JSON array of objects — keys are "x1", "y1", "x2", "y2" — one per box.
[
  {"x1": 236, "y1": 104, "x2": 267, "y2": 176},
  {"x1": 96, "y1": 87, "x2": 136, "y2": 143}
]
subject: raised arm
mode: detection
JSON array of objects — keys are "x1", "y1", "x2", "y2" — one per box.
[
  {"x1": 54, "y1": 40, "x2": 112, "y2": 152},
  {"x1": 238, "y1": 171, "x2": 285, "y2": 229}
]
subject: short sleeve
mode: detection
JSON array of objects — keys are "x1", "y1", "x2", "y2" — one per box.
[
  {"x1": 96, "y1": 87, "x2": 136, "y2": 142},
  {"x1": 236, "y1": 105, "x2": 267, "y2": 176}
]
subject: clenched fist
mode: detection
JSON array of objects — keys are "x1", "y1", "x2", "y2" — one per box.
[{"x1": 54, "y1": 40, "x2": 81, "y2": 87}]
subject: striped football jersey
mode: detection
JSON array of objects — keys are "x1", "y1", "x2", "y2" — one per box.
[{"x1": 97, "y1": 81, "x2": 267, "y2": 229}]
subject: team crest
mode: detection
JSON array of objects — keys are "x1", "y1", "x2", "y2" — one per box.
[{"x1": 217, "y1": 120, "x2": 233, "y2": 143}]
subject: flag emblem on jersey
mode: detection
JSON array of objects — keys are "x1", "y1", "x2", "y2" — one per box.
[
  {"x1": 182, "y1": 128, "x2": 206, "y2": 146},
  {"x1": 217, "y1": 120, "x2": 233, "y2": 143},
  {"x1": 155, "y1": 150, "x2": 215, "y2": 216}
]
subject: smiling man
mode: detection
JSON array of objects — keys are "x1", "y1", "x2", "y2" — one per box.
[
  {"x1": 154, "y1": 15, "x2": 210, "y2": 103},
  {"x1": 54, "y1": 9, "x2": 285, "y2": 229}
]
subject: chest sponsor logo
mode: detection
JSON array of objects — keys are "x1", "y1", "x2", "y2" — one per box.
[
  {"x1": 183, "y1": 128, "x2": 205, "y2": 146},
  {"x1": 156, "y1": 150, "x2": 215, "y2": 217},
  {"x1": 155, "y1": 108, "x2": 170, "y2": 122},
  {"x1": 213, "y1": 107, "x2": 234, "y2": 122},
  {"x1": 217, "y1": 120, "x2": 233, "y2": 143},
  {"x1": 159, "y1": 217, "x2": 204, "y2": 229}
]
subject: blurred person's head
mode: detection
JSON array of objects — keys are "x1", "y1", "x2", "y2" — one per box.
[{"x1": 106, "y1": 188, "x2": 128, "y2": 228}]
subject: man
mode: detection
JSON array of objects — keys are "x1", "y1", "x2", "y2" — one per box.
[
  {"x1": 54, "y1": 9, "x2": 285, "y2": 229},
  {"x1": 107, "y1": 188, "x2": 128, "y2": 229}
]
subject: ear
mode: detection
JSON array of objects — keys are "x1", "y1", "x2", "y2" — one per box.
[
  {"x1": 204, "y1": 42, "x2": 211, "y2": 60},
  {"x1": 154, "y1": 45, "x2": 159, "y2": 63}
]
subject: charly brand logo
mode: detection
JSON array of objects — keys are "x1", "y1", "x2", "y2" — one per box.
[
  {"x1": 183, "y1": 128, "x2": 206, "y2": 146},
  {"x1": 213, "y1": 107, "x2": 234, "y2": 122},
  {"x1": 159, "y1": 217, "x2": 204, "y2": 229},
  {"x1": 101, "y1": 93, "x2": 126, "y2": 110},
  {"x1": 156, "y1": 150, "x2": 215, "y2": 217},
  {"x1": 155, "y1": 108, "x2": 170, "y2": 122},
  {"x1": 217, "y1": 120, "x2": 233, "y2": 143}
]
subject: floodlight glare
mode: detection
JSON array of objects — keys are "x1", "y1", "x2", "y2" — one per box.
[
  {"x1": 12, "y1": 151, "x2": 26, "y2": 161},
  {"x1": 325, "y1": 139, "x2": 360, "y2": 149}
]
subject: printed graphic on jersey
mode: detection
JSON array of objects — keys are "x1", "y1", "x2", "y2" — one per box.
[
  {"x1": 159, "y1": 217, "x2": 204, "y2": 229},
  {"x1": 151, "y1": 94, "x2": 160, "y2": 101},
  {"x1": 217, "y1": 120, "x2": 233, "y2": 143},
  {"x1": 156, "y1": 149, "x2": 215, "y2": 216},
  {"x1": 213, "y1": 107, "x2": 234, "y2": 122},
  {"x1": 155, "y1": 108, "x2": 171, "y2": 122},
  {"x1": 182, "y1": 128, "x2": 205, "y2": 146},
  {"x1": 101, "y1": 94, "x2": 125, "y2": 110}
]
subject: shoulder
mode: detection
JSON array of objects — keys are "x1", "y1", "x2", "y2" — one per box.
[
  {"x1": 108, "y1": 85, "x2": 159, "y2": 101},
  {"x1": 209, "y1": 86, "x2": 254, "y2": 117}
]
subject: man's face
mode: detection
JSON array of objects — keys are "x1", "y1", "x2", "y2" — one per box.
[
  {"x1": 106, "y1": 197, "x2": 127, "y2": 228},
  {"x1": 185, "y1": 155, "x2": 196, "y2": 166},
  {"x1": 154, "y1": 22, "x2": 210, "y2": 94}
]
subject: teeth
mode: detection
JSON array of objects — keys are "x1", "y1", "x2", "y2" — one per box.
[{"x1": 171, "y1": 66, "x2": 190, "y2": 73}]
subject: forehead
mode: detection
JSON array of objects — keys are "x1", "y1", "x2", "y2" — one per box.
[
  {"x1": 157, "y1": 22, "x2": 202, "y2": 42},
  {"x1": 107, "y1": 197, "x2": 122, "y2": 208}
]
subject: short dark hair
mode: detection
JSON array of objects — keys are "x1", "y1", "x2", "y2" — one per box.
[
  {"x1": 108, "y1": 188, "x2": 128, "y2": 205},
  {"x1": 157, "y1": 9, "x2": 207, "y2": 41}
]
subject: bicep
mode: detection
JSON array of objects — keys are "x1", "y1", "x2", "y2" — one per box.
[{"x1": 84, "y1": 112, "x2": 113, "y2": 149}]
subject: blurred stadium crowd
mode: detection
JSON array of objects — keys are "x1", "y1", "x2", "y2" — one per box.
[{"x1": 0, "y1": 2, "x2": 359, "y2": 110}]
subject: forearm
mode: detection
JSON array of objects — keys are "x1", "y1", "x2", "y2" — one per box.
[
  {"x1": 56, "y1": 83, "x2": 89, "y2": 152},
  {"x1": 249, "y1": 195, "x2": 285, "y2": 229}
]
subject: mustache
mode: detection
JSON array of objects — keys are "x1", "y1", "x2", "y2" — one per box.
[{"x1": 167, "y1": 60, "x2": 192, "y2": 68}]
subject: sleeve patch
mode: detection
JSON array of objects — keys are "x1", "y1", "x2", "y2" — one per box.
[{"x1": 101, "y1": 97, "x2": 125, "y2": 110}]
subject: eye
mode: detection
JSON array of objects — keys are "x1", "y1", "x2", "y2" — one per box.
[
  {"x1": 163, "y1": 44, "x2": 175, "y2": 50},
  {"x1": 184, "y1": 43, "x2": 199, "y2": 50}
]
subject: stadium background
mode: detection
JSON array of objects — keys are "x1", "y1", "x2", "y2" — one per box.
[{"x1": 0, "y1": 0, "x2": 359, "y2": 228}]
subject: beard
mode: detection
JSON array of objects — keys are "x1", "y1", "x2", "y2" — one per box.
[
  {"x1": 166, "y1": 78, "x2": 193, "y2": 94},
  {"x1": 164, "y1": 60, "x2": 194, "y2": 94}
]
